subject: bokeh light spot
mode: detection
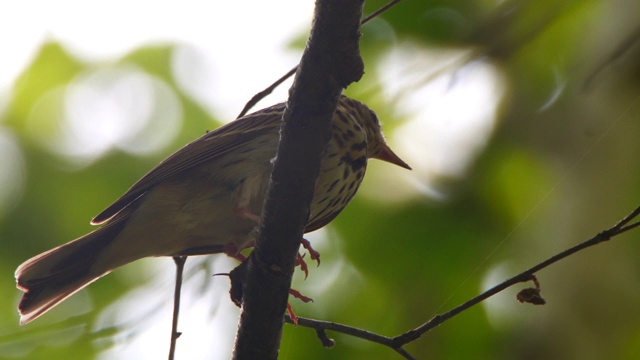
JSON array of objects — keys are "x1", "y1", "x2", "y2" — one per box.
[
  {"x1": 27, "y1": 66, "x2": 182, "y2": 166},
  {"x1": 363, "y1": 44, "x2": 506, "y2": 203}
]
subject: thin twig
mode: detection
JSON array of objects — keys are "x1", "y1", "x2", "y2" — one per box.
[
  {"x1": 284, "y1": 315, "x2": 416, "y2": 360},
  {"x1": 284, "y1": 204, "x2": 640, "y2": 357},
  {"x1": 236, "y1": 67, "x2": 297, "y2": 119},
  {"x1": 394, "y1": 205, "x2": 640, "y2": 343},
  {"x1": 360, "y1": 0, "x2": 402, "y2": 25},
  {"x1": 168, "y1": 256, "x2": 187, "y2": 360},
  {"x1": 236, "y1": 0, "x2": 404, "y2": 118}
]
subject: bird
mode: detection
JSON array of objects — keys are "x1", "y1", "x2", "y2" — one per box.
[{"x1": 15, "y1": 95, "x2": 411, "y2": 325}]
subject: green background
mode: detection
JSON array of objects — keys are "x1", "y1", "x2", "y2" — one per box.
[{"x1": 2, "y1": 0, "x2": 640, "y2": 359}]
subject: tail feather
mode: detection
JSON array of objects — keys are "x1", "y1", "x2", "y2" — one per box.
[{"x1": 16, "y1": 217, "x2": 128, "y2": 325}]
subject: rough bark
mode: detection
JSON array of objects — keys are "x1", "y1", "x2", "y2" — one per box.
[{"x1": 232, "y1": 1, "x2": 365, "y2": 359}]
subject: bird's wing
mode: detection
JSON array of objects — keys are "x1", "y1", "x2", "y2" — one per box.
[{"x1": 91, "y1": 103, "x2": 284, "y2": 224}]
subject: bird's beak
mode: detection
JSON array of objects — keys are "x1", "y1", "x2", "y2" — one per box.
[{"x1": 374, "y1": 144, "x2": 411, "y2": 170}]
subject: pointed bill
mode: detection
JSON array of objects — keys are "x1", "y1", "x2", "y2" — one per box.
[{"x1": 374, "y1": 144, "x2": 411, "y2": 170}]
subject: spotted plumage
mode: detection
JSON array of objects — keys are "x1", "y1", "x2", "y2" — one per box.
[{"x1": 15, "y1": 96, "x2": 410, "y2": 325}]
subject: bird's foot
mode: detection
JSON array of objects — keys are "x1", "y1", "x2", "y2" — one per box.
[
  {"x1": 287, "y1": 288, "x2": 313, "y2": 326},
  {"x1": 300, "y1": 237, "x2": 320, "y2": 266}
]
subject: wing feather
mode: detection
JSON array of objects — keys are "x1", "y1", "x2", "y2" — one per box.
[{"x1": 91, "y1": 103, "x2": 285, "y2": 224}]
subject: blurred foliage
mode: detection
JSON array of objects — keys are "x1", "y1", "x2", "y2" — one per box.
[{"x1": 2, "y1": 0, "x2": 640, "y2": 359}]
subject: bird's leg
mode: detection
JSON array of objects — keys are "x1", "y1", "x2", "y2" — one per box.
[
  {"x1": 286, "y1": 288, "x2": 314, "y2": 326},
  {"x1": 300, "y1": 238, "x2": 321, "y2": 266},
  {"x1": 292, "y1": 239, "x2": 320, "y2": 278},
  {"x1": 228, "y1": 253, "x2": 313, "y2": 326},
  {"x1": 233, "y1": 207, "x2": 262, "y2": 223},
  {"x1": 286, "y1": 303, "x2": 299, "y2": 326},
  {"x1": 289, "y1": 288, "x2": 313, "y2": 303},
  {"x1": 233, "y1": 184, "x2": 320, "y2": 275},
  {"x1": 222, "y1": 243, "x2": 247, "y2": 262},
  {"x1": 233, "y1": 176, "x2": 264, "y2": 223},
  {"x1": 295, "y1": 253, "x2": 309, "y2": 279}
]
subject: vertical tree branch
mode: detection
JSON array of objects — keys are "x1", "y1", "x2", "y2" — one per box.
[{"x1": 232, "y1": 1, "x2": 365, "y2": 359}]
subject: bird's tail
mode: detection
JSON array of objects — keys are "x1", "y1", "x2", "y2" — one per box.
[{"x1": 15, "y1": 218, "x2": 129, "y2": 325}]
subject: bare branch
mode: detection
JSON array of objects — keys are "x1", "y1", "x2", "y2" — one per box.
[
  {"x1": 284, "y1": 316, "x2": 416, "y2": 360},
  {"x1": 395, "y1": 204, "x2": 640, "y2": 343},
  {"x1": 236, "y1": 0, "x2": 404, "y2": 118},
  {"x1": 282, "y1": 204, "x2": 640, "y2": 357},
  {"x1": 236, "y1": 67, "x2": 297, "y2": 119},
  {"x1": 360, "y1": 0, "x2": 403, "y2": 25},
  {"x1": 232, "y1": 1, "x2": 365, "y2": 359}
]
